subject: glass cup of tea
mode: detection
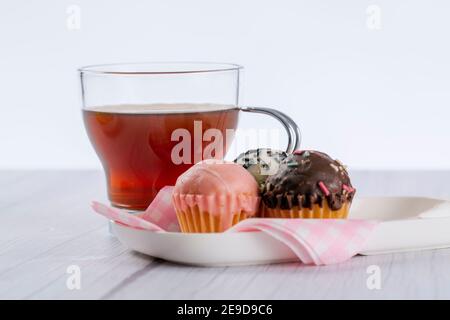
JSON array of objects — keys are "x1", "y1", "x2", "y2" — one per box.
[{"x1": 80, "y1": 62, "x2": 300, "y2": 211}]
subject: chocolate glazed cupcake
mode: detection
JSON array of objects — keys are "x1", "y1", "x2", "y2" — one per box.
[{"x1": 262, "y1": 150, "x2": 355, "y2": 219}]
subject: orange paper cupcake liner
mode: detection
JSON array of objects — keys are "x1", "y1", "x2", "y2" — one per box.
[
  {"x1": 172, "y1": 193, "x2": 260, "y2": 233},
  {"x1": 263, "y1": 201, "x2": 351, "y2": 219},
  {"x1": 176, "y1": 206, "x2": 251, "y2": 233}
]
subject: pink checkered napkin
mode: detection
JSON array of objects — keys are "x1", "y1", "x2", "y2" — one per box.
[
  {"x1": 92, "y1": 186, "x2": 179, "y2": 232},
  {"x1": 137, "y1": 186, "x2": 180, "y2": 232},
  {"x1": 91, "y1": 186, "x2": 378, "y2": 265},
  {"x1": 91, "y1": 201, "x2": 164, "y2": 232},
  {"x1": 228, "y1": 218, "x2": 377, "y2": 265}
]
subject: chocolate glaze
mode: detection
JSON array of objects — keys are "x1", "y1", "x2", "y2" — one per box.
[{"x1": 262, "y1": 150, "x2": 355, "y2": 210}]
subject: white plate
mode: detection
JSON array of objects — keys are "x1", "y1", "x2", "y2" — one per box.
[{"x1": 111, "y1": 197, "x2": 450, "y2": 266}]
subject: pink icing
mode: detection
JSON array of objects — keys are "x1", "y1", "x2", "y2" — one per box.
[
  {"x1": 172, "y1": 160, "x2": 260, "y2": 217},
  {"x1": 174, "y1": 160, "x2": 259, "y2": 196}
]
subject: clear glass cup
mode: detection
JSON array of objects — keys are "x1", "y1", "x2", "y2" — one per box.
[{"x1": 79, "y1": 62, "x2": 300, "y2": 211}]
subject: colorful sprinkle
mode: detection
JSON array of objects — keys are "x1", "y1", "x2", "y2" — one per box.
[
  {"x1": 318, "y1": 181, "x2": 330, "y2": 196},
  {"x1": 294, "y1": 150, "x2": 310, "y2": 157},
  {"x1": 287, "y1": 161, "x2": 298, "y2": 168},
  {"x1": 342, "y1": 184, "x2": 355, "y2": 193},
  {"x1": 329, "y1": 163, "x2": 339, "y2": 172}
]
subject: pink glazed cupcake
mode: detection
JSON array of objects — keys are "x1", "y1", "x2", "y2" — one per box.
[{"x1": 172, "y1": 160, "x2": 260, "y2": 233}]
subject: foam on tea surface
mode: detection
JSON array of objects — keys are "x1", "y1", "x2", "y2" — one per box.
[{"x1": 86, "y1": 103, "x2": 237, "y2": 114}]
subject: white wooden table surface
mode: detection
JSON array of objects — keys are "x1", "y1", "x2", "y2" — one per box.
[{"x1": 1, "y1": 170, "x2": 450, "y2": 300}]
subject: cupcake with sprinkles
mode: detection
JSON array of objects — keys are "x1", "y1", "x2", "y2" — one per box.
[{"x1": 262, "y1": 150, "x2": 355, "y2": 219}]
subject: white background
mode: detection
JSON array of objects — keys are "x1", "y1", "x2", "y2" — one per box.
[{"x1": 1, "y1": 0, "x2": 449, "y2": 170}]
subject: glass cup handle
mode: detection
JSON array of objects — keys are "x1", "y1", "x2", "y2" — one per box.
[{"x1": 239, "y1": 106, "x2": 301, "y2": 153}]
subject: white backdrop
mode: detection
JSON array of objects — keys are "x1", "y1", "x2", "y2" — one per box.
[{"x1": 1, "y1": 0, "x2": 449, "y2": 170}]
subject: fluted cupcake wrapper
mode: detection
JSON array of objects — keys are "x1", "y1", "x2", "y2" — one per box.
[
  {"x1": 263, "y1": 200, "x2": 351, "y2": 219},
  {"x1": 176, "y1": 208, "x2": 251, "y2": 233},
  {"x1": 172, "y1": 193, "x2": 260, "y2": 233}
]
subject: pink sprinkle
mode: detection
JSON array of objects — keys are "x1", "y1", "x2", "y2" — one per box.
[
  {"x1": 318, "y1": 181, "x2": 330, "y2": 196},
  {"x1": 343, "y1": 184, "x2": 355, "y2": 193},
  {"x1": 293, "y1": 150, "x2": 303, "y2": 155}
]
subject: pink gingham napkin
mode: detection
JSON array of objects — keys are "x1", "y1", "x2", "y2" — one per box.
[
  {"x1": 92, "y1": 186, "x2": 378, "y2": 265},
  {"x1": 92, "y1": 186, "x2": 179, "y2": 232}
]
